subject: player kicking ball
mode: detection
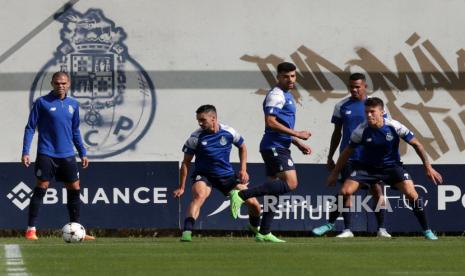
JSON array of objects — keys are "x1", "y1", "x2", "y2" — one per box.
[
  {"x1": 173, "y1": 105, "x2": 261, "y2": 242},
  {"x1": 313, "y1": 97, "x2": 443, "y2": 240}
]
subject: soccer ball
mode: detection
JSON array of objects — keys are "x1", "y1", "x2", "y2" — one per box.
[{"x1": 62, "y1": 222, "x2": 86, "y2": 243}]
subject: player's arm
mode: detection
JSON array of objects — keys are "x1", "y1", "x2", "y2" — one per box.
[
  {"x1": 327, "y1": 123, "x2": 342, "y2": 170},
  {"x1": 173, "y1": 153, "x2": 194, "y2": 198},
  {"x1": 408, "y1": 138, "x2": 443, "y2": 185},
  {"x1": 237, "y1": 143, "x2": 249, "y2": 184},
  {"x1": 71, "y1": 103, "x2": 88, "y2": 168},
  {"x1": 327, "y1": 145, "x2": 354, "y2": 186},
  {"x1": 291, "y1": 137, "x2": 312, "y2": 155},
  {"x1": 21, "y1": 100, "x2": 41, "y2": 167},
  {"x1": 265, "y1": 115, "x2": 311, "y2": 140}
]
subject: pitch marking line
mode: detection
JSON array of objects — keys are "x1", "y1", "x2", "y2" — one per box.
[{"x1": 4, "y1": 244, "x2": 28, "y2": 276}]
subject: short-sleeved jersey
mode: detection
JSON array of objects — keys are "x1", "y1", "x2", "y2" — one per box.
[
  {"x1": 349, "y1": 118, "x2": 414, "y2": 167},
  {"x1": 182, "y1": 123, "x2": 244, "y2": 177},
  {"x1": 332, "y1": 96, "x2": 388, "y2": 161},
  {"x1": 260, "y1": 86, "x2": 296, "y2": 150}
]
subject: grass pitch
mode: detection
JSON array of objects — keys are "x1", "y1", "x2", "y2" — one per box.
[{"x1": 1, "y1": 236, "x2": 464, "y2": 275}]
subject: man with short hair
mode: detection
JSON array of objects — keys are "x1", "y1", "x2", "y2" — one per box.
[
  {"x1": 229, "y1": 62, "x2": 312, "y2": 242},
  {"x1": 22, "y1": 71, "x2": 94, "y2": 241},
  {"x1": 173, "y1": 104, "x2": 261, "y2": 242},
  {"x1": 313, "y1": 73, "x2": 391, "y2": 238},
  {"x1": 322, "y1": 97, "x2": 442, "y2": 240}
]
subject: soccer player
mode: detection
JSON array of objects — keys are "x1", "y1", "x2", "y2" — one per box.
[
  {"x1": 313, "y1": 73, "x2": 391, "y2": 238},
  {"x1": 321, "y1": 97, "x2": 442, "y2": 240},
  {"x1": 173, "y1": 104, "x2": 261, "y2": 242},
  {"x1": 21, "y1": 71, "x2": 94, "y2": 241},
  {"x1": 229, "y1": 62, "x2": 311, "y2": 243}
]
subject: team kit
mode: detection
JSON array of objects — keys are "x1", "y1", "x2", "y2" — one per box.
[{"x1": 21, "y1": 63, "x2": 443, "y2": 243}]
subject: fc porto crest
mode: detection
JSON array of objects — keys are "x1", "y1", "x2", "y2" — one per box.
[
  {"x1": 219, "y1": 136, "x2": 227, "y2": 146},
  {"x1": 30, "y1": 8, "x2": 156, "y2": 158},
  {"x1": 386, "y1": 132, "x2": 394, "y2": 141}
]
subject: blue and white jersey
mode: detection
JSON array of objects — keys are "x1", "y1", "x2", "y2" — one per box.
[
  {"x1": 349, "y1": 118, "x2": 414, "y2": 167},
  {"x1": 182, "y1": 123, "x2": 244, "y2": 177},
  {"x1": 331, "y1": 97, "x2": 366, "y2": 160},
  {"x1": 332, "y1": 96, "x2": 389, "y2": 161},
  {"x1": 260, "y1": 86, "x2": 296, "y2": 150},
  {"x1": 22, "y1": 91, "x2": 86, "y2": 158}
]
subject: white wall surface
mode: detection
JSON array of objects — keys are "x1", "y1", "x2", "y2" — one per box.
[{"x1": 1, "y1": 0, "x2": 465, "y2": 164}]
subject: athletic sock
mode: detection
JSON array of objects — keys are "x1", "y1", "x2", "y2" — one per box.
[
  {"x1": 183, "y1": 217, "x2": 195, "y2": 231},
  {"x1": 411, "y1": 199, "x2": 429, "y2": 231},
  {"x1": 328, "y1": 194, "x2": 342, "y2": 224},
  {"x1": 342, "y1": 204, "x2": 352, "y2": 230},
  {"x1": 375, "y1": 208, "x2": 386, "y2": 229},
  {"x1": 249, "y1": 215, "x2": 261, "y2": 228},
  {"x1": 27, "y1": 187, "x2": 47, "y2": 227},
  {"x1": 239, "y1": 179, "x2": 291, "y2": 200},
  {"x1": 67, "y1": 189, "x2": 81, "y2": 223},
  {"x1": 259, "y1": 211, "x2": 275, "y2": 235}
]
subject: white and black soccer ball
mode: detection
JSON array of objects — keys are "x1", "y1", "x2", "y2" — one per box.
[{"x1": 62, "y1": 222, "x2": 86, "y2": 243}]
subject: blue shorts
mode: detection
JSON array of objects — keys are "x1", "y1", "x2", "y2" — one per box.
[
  {"x1": 191, "y1": 173, "x2": 238, "y2": 196},
  {"x1": 34, "y1": 154, "x2": 79, "y2": 183},
  {"x1": 338, "y1": 161, "x2": 371, "y2": 190},
  {"x1": 260, "y1": 147, "x2": 295, "y2": 177},
  {"x1": 348, "y1": 163, "x2": 410, "y2": 188},
  {"x1": 338, "y1": 161, "x2": 355, "y2": 184}
]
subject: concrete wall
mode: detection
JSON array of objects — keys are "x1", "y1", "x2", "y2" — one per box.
[{"x1": 1, "y1": 0, "x2": 465, "y2": 164}]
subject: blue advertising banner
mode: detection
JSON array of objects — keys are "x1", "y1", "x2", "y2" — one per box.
[
  {"x1": 184, "y1": 164, "x2": 465, "y2": 233},
  {"x1": 1, "y1": 162, "x2": 464, "y2": 232},
  {"x1": 1, "y1": 162, "x2": 179, "y2": 229}
]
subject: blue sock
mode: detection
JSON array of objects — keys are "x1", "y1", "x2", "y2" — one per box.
[
  {"x1": 239, "y1": 179, "x2": 291, "y2": 200},
  {"x1": 67, "y1": 189, "x2": 81, "y2": 223},
  {"x1": 375, "y1": 209, "x2": 386, "y2": 229},
  {"x1": 249, "y1": 215, "x2": 260, "y2": 228},
  {"x1": 183, "y1": 217, "x2": 195, "y2": 231},
  {"x1": 328, "y1": 194, "x2": 341, "y2": 224},
  {"x1": 342, "y1": 206, "x2": 352, "y2": 230},
  {"x1": 27, "y1": 187, "x2": 47, "y2": 227},
  {"x1": 259, "y1": 211, "x2": 275, "y2": 235},
  {"x1": 411, "y1": 199, "x2": 429, "y2": 231}
]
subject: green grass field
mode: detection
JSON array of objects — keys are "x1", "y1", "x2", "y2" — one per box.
[{"x1": 1, "y1": 236, "x2": 464, "y2": 276}]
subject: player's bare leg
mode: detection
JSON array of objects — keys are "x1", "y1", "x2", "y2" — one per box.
[
  {"x1": 395, "y1": 180, "x2": 437, "y2": 240},
  {"x1": 335, "y1": 180, "x2": 360, "y2": 238},
  {"x1": 278, "y1": 170, "x2": 298, "y2": 190},
  {"x1": 312, "y1": 180, "x2": 360, "y2": 237},
  {"x1": 244, "y1": 197, "x2": 261, "y2": 234},
  {"x1": 181, "y1": 181, "x2": 211, "y2": 241},
  {"x1": 370, "y1": 183, "x2": 391, "y2": 237}
]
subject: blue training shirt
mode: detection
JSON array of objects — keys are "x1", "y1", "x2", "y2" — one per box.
[
  {"x1": 332, "y1": 96, "x2": 389, "y2": 161},
  {"x1": 349, "y1": 118, "x2": 414, "y2": 167},
  {"x1": 182, "y1": 123, "x2": 244, "y2": 177},
  {"x1": 260, "y1": 86, "x2": 296, "y2": 151},
  {"x1": 22, "y1": 91, "x2": 87, "y2": 158}
]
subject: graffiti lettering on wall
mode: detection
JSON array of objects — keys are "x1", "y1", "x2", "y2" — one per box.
[
  {"x1": 30, "y1": 8, "x2": 156, "y2": 159},
  {"x1": 242, "y1": 33, "x2": 465, "y2": 160}
]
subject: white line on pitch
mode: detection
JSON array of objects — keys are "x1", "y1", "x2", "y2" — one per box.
[{"x1": 4, "y1": 244, "x2": 28, "y2": 276}]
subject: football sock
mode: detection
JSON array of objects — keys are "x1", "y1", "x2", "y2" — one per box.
[
  {"x1": 67, "y1": 189, "x2": 81, "y2": 223},
  {"x1": 27, "y1": 187, "x2": 47, "y2": 227},
  {"x1": 239, "y1": 179, "x2": 291, "y2": 200},
  {"x1": 328, "y1": 194, "x2": 342, "y2": 224},
  {"x1": 411, "y1": 199, "x2": 429, "y2": 231},
  {"x1": 342, "y1": 204, "x2": 352, "y2": 230},
  {"x1": 259, "y1": 211, "x2": 275, "y2": 235},
  {"x1": 183, "y1": 217, "x2": 195, "y2": 231},
  {"x1": 249, "y1": 215, "x2": 261, "y2": 228},
  {"x1": 375, "y1": 208, "x2": 386, "y2": 229}
]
